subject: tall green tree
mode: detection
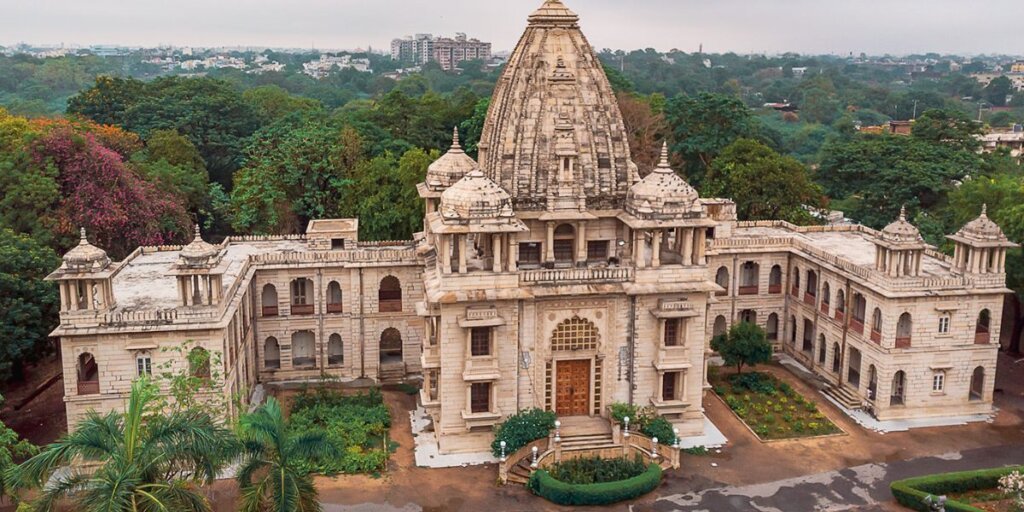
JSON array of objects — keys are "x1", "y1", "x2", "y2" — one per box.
[
  {"x1": 354, "y1": 148, "x2": 436, "y2": 241},
  {"x1": 237, "y1": 397, "x2": 338, "y2": 512},
  {"x1": 711, "y1": 322, "x2": 772, "y2": 375},
  {"x1": 911, "y1": 108, "x2": 984, "y2": 151},
  {"x1": 704, "y1": 139, "x2": 823, "y2": 224},
  {"x1": 0, "y1": 394, "x2": 36, "y2": 501},
  {"x1": 665, "y1": 91, "x2": 760, "y2": 184},
  {"x1": 0, "y1": 229, "x2": 60, "y2": 382},
  {"x1": 985, "y1": 76, "x2": 1013, "y2": 107},
  {"x1": 9, "y1": 379, "x2": 237, "y2": 512}
]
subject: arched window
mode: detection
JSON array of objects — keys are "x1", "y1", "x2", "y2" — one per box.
[
  {"x1": 831, "y1": 342, "x2": 842, "y2": 373},
  {"x1": 291, "y1": 331, "x2": 315, "y2": 368},
  {"x1": 189, "y1": 347, "x2": 211, "y2": 379},
  {"x1": 766, "y1": 313, "x2": 779, "y2": 340},
  {"x1": 328, "y1": 334, "x2": 343, "y2": 366},
  {"x1": 739, "y1": 262, "x2": 759, "y2": 294},
  {"x1": 379, "y1": 276, "x2": 402, "y2": 313},
  {"x1": 871, "y1": 307, "x2": 883, "y2": 343},
  {"x1": 847, "y1": 347, "x2": 862, "y2": 387},
  {"x1": 802, "y1": 318, "x2": 814, "y2": 352},
  {"x1": 290, "y1": 278, "x2": 314, "y2": 315},
  {"x1": 806, "y1": 270, "x2": 818, "y2": 298},
  {"x1": 261, "y1": 284, "x2": 278, "y2": 316},
  {"x1": 975, "y1": 309, "x2": 991, "y2": 344},
  {"x1": 867, "y1": 365, "x2": 878, "y2": 401},
  {"x1": 713, "y1": 315, "x2": 728, "y2": 337},
  {"x1": 740, "y1": 309, "x2": 756, "y2": 324},
  {"x1": 264, "y1": 337, "x2": 280, "y2": 369},
  {"x1": 891, "y1": 370, "x2": 906, "y2": 406},
  {"x1": 715, "y1": 266, "x2": 730, "y2": 296},
  {"x1": 851, "y1": 293, "x2": 867, "y2": 333},
  {"x1": 821, "y1": 282, "x2": 831, "y2": 313},
  {"x1": 818, "y1": 334, "x2": 827, "y2": 364},
  {"x1": 77, "y1": 352, "x2": 99, "y2": 395},
  {"x1": 553, "y1": 224, "x2": 575, "y2": 264},
  {"x1": 896, "y1": 313, "x2": 912, "y2": 348},
  {"x1": 551, "y1": 316, "x2": 600, "y2": 351},
  {"x1": 380, "y1": 327, "x2": 403, "y2": 363},
  {"x1": 970, "y1": 366, "x2": 985, "y2": 401},
  {"x1": 326, "y1": 281, "x2": 343, "y2": 313},
  {"x1": 835, "y1": 289, "x2": 846, "y2": 319},
  {"x1": 769, "y1": 265, "x2": 783, "y2": 293},
  {"x1": 789, "y1": 315, "x2": 797, "y2": 344},
  {"x1": 791, "y1": 266, "x2": 801, "y2": 296}
]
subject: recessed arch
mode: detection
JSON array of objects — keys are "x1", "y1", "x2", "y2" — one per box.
[
  {"x1": 379, "y1": 276, "x2": 402, "y2": 313},
  {"x1": 552, "y1": 316, "x2": 600, "y2": 351},
  {"x1": 380, "y1": 327, "x2": 403, "y2": 363}
]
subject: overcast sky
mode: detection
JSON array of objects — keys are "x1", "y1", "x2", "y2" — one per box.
[{"x1": 4, "y1": 0, "x2": 1022, "y2": 56}]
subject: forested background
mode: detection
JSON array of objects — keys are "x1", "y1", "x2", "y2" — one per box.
[{"x1": 2, "y1": 47, "x2": 1024, "y2": 384}]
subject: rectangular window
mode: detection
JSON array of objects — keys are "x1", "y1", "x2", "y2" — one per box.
[
  {"x1": 932, "y1": 371, "x2": 945, "y2": 392},
  {"x1": 587, "y1": 240, "x2": 609, "y2": 262},
  {"x1": 519, "y1": 242, "x2": 541, "y2": 265},
  {"x1": 664, "y1": 319, "x2": 680, "y2": 346},
  {"x1": 136, "y1": 355, "x2": 152, "y2": 377},
  {"x1": 553, "y1": 240, "x2": 574, "y2": 262},
  {"x1": 470, "y1": 327, "x2": 491, "y2": 357},
  {"x1": 662, "y1": 372, "x2": 680, "y2": 401},
  {"x1": 470, "y1": 382, "x2": 491, "y2": 413},
  {"x1": 938, "y1": 315, "x2": 950, "y2": 334}
]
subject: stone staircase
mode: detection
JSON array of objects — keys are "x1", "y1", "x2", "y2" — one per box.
[
  {"x1": 378, "y1": 362, "x2": 406, "y2": 385},
  {"x1": 823, "y1": 384, "x2": 862, "y2": 410},
  {"x1": 505, "y1": 417, "x2": 615, "y2": 485}
]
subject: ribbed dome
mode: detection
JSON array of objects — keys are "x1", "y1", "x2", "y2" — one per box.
[
  {"x1": 426, "y1": 127, "x2": 478, "y2": 192},
  {"x1": 62, "y1": 228, "x2": 111, "y2": 271},
  {"x1": 957, "y1": 204, "x2": 1009, "y2": 242},
  {"x1": 178, "y1": 225, "x2": 220, "y2": 267},
  {"x1": 477, "y1": 0, "x2": 636, "y2": 211},
  {"x1": 881, "y1": 206, "x2": 924, "y2": 245},
  {"x1": 625, "y1": 144, "x2": 701, "y2": 219},
  {"x1": 440, "y1": 170, "x2": 514, "y2": 221}
]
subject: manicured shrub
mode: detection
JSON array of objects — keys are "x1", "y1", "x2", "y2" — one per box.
[
  {"x1": 528, "y1": 463, "x2": 663, "y2": 506},
  {"x1": 890, "y1": 466, "x2": 1024, "y2": 512},
  {"x1": 547, "y1": 455, "x2": 647, "y2": 485},
  {"x1": 490, "y1": 408, "x2": 556, "y2": 457},
  {"x1": 641, "y1": 416, "x2": 677, "y2": 446}
]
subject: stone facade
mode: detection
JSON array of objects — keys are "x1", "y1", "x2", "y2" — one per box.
[{"x1": 49, "y1": 0, "x2": 1014, "y2": 455}]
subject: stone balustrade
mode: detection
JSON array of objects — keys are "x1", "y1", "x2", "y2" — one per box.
[{"x1": 519, "y1": 266, "x2": 633, "y2": 285}]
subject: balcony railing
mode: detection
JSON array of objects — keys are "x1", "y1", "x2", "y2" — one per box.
[
  {"x1": 519, "y1": 266, "x2": 633, "y2": 285},
  {"x1": 738, "y1": 285, "x2": 759, "y2": 295},
  {"x1": 292, "y1": 357, "x2": 316, "y2": 368},
  {"x1": 803, "y1": 292, "x2": 816, "y2": 305},
  {"x1": 790, "y1": 285, "x2": 799, "y2": 297},
  {"x1": 975, "y1": 331, "x2": 990, "y2": 344},
  {"x1": 78, "y1": 380, "x2": 99, "y2": 395},
  {"x1": 262, "y1": 305, "x2": 279, "y2": 317},
  {"x1": 328, "y1": 355, "x2": 343, "y2": 365},
  {"x1": 850, "y1": 318, "x2": 864, "y2": 334},
  {"x1": 870, "y1": 329, "x2": 881, "y2": 343},
  {"x1": 834, "y1": 310, "x2": 845, "y2": 322},
  {"x1": 264, "y1": 359, "x2": 281, "y2": 369},
  {"x1": 379, "y1": 299, "x2": 402, "y2": 313},
  {"x1": 291, "y1": 304, "x2": 314, "y2": 315},
  {"x1": 895, "y1": 336, "x2": 912, "y2": 349},
  {"x1": 820, "y1": 302, "x2": 829, "y2": 314},
  {"x1": 768, "y1": 284, "x2": 782, "y2": 294},
  {"x1": 326, "y1": 303, "x2": 343, "y2": 314}
]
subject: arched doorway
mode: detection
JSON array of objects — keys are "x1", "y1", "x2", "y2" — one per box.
[
  {"x1": 891, "y1": 370, "x2": 906, "y2": 406},
  {"x1": 552, "y1": 317, "x2": 599, "y2": 416},
  {"x1": 740, "y1": 309, "x2": 756, "y2": 324},
  {"x1": 379, "y1": 276, "x2": 402, "y2": 313},
  {"x1": 713, "y1": 315, "x2": 728, "y2": 337},
  {"x1": 867, "y1": 365, "x2": 877, "y2": 401},
  {"x1": 328, "y1": 334, "x2": 343, "y2": 366},
  {"x1": 831, "y1": 342, "x2": 841, "y2": 373},
  {"x1": 817, "y1": 334, "x2": 827, "y2": 365},
  {"x1": 553, "y1": 224, "x2": 576, "y2": 265},
  {"x1": 970, "y1": 366, "x2": 985, "y2": 401},
  {"x1": 291, "y1": 331, "x2": 315, "y2": 368},
  {"x1": 739, "y1": 262, "x2": 759, "y2": 295},
  {"x1": 77, "y1": 352, "x2": 99, "y2": 395},
  {"x1": 766, "y1": 313, "x2": 779, "y2": 340},
  {"x1": 263, "y1": 337, "x2": 280, "y2": 369},
  {"x1": 715, "y1": 266, "x2": 730, "y2": 296},
  {"x1": 380, "y1": 328, "x2": 403, "y2": 364},
  {"x1": 261, "y1": 284, "x2": 278, "y2": 316},
  {"x1": 976, "y1": 309, "x2": 991, "y2": 344}
]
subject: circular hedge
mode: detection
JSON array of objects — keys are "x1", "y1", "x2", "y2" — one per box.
[{"x1": 527, "y1": 463, "x2": 663, "y2": 506}]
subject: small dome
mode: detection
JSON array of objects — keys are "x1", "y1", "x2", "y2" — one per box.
[
  {"x1": 426, "y1": 127, "x2": 478, "y2": 191},
  {"x1": 957, "y1": 204, "x2": 1009, "y2": 242},
  {"x1": 62, "y1": 228, "x2": 110, "y2": 271},
  {"x1": 439, "y1": 169, "x2": 514, "y2": 221},
  {"x1": 178, "y1": 225, "x2": 220, "y2": 266},
  {"x1": 881, "y1": 206, "x2": 924, "y2": 245},
  {"x1": 625, "y1": 143, "x2": 701, "y2": 219}
]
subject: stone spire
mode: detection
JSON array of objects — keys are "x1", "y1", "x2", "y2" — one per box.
[
  {"x1": 426, "y1": 126, "x2": 478, "y2": 192},
  {"x1": 478, "y1": 0, "x2": 637, "y2": 211}
]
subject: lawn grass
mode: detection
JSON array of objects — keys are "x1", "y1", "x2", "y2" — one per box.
[{"x1": 711, "y1": 370, "x2": 842, "y2": 440}]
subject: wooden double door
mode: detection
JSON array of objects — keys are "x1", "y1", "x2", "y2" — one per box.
[{"x1": 556, "y1": 359, "x2": 591, "y2": 416}]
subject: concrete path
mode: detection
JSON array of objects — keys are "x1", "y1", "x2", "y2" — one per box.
[{"x1": 652, "y1": 444, "x2": 1024, "y2": 511}]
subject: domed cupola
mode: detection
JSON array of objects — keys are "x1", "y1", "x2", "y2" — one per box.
[
  {"x1": 874, "y1": 206, "x2": 928, "y2": 277},
  {"x1": 440, "y1": 170, "x2": 514, "y2": 222},
  {"x1": 168, "y1": 225, "x2": 227, "y2": 307},
  {"x1": 61, "y1": 228, "x2": 111, "y2": 272},
  {"x1": 948, "y1": 204, "x2": 1018, "y2": 274},
  {"x1": 426, "y1": 127, "x2": 478, "y2": 193},
  {"x1": 625, "y1": 143, "x2": 701, "y2": 220},
  {"x1": 177, "y1": 224, "x2": 222, "y2": 268}
]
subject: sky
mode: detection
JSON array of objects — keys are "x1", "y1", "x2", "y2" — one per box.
[{"x1": 3, "y1": 0, "x2": 1023, "y2": 56}]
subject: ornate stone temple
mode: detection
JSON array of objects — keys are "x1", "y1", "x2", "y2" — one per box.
[{"x1": 49, "y1": 0, "x2": 1014, "y2": 455}]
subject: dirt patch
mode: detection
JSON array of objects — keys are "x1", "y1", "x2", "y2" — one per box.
[{"x1": 0, "y1": 354, "x2": 67, "y2": 447}]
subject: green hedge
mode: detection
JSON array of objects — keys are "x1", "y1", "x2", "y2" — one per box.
[
  {"x1": 490, "y1": 408, "x2": 556, "y2": 457},
  {"x1": 890, "y1": 465, "x2": 1024, "y2": 512},
  {"x1": 527, "y1": 463, "x2": 663, "y2": 506}
]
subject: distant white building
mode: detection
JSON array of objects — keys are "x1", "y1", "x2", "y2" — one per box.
[{"x1": 302, "y1": 54, "x2": 371, "y2": 79}]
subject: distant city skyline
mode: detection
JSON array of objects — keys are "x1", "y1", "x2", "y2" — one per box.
[{"x1": 3, "y1": 0, "x2": 1024, "y2": 56}]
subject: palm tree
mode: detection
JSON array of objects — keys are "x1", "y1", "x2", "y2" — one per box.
[
  {"x1": 7, "y1": 378, "x2": 236, "y2": 512},
  {"x1": 236, "y1": 397, "x2": 338, "y2": 512}
]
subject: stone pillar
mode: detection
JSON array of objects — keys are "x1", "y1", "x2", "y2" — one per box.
[
  {"x1": 458, "y1": 235, "x2": 468, "y2": 274},
  {"x1": 681, "y1": 228, "x2": 693, "y2": 266},
  {"x1": 651, "y1": 230, "x2": 661, "y2": 268},
  {"x1": 696, "y1": 229, "x2": 707, "y2": 263},
  {"x1": 492, "y1": 234, "x2": 502, "y2": 272},
  {"x1": 1000, "y1": 248, "x2": 1007, "y2": 273},
  {"x1": 576, "y1": 221, "x2": 587, "y2": 266},
  {"x1": 509, "y1": 236, "x2": 519, "y2": 272},
  {"x1": 635, "y1": 231, "x2": 646, "y2": 269},
  {"x1": 545, "y1": 222, "x2": 555, "y2": 264},
  {"x1": 441, "y1": 235, "x2": 451, "y2": 274}
]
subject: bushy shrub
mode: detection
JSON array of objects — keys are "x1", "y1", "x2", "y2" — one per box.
[
  {"x1": 641, "y1": 416, "x2": 677, "y2": 445},
  {"x1": 288, "y1": 388, "x2": 391, "y2": 475},
  {"x1": 609, "y1": 402, "x2": 639, "y2": 425},
  {"x1": 528, "y1": 463, "x2": 663, "y2": 506},
  {"x1": 890, "y1": 466, "x2": 1024, "y2": 512},
  {"x1": 683, "y1": 446, "x2": 708, "y2": 456},
  {"x1": 490, "y1": 408, "x2": 556, "y2": 457},
  {"x1": 729, "y1": 372, "x2": 777, "y2": 395},
  {"x1": 547, "y1": 455, "x2": 647, "y2": 485}
]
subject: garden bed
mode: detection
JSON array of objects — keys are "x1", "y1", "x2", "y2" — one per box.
[
  {"x1": 287, "y1": 387, "x2": 394, "y2": 475},
  {"x1": 528, "y1": 456, "x2": 662, "y2": 506},
  {"x1": 947, "y1": 489, "x2": 1018, "y2": 512},
  {"x1": 891, "y1": 466, "x2": 1024, "y2": 512},
  {"x1": 711, "y1": 371, "x2": 842, "y2": 440}
]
